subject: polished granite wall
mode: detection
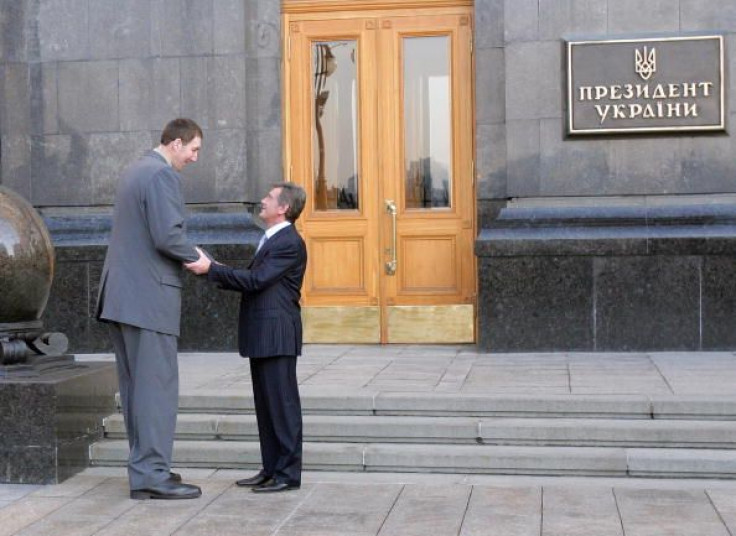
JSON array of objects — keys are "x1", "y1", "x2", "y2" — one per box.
[
  {"x1": 477, "y1": 203, "x2": 736, "y2": 351},
  {"x1": 0, "y1": 362, "x2": 117, "y2": 484}
]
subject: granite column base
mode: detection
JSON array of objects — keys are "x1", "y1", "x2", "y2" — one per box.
[{"x1": 477, "y1": 204, "x2": 736, "y2": 352}]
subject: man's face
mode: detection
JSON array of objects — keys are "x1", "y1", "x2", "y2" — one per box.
[
  {"x1": 170, "y1": 136, "x2": 202, "y2": 171},
  {"x1": 259, "y1": 187, "x2": 288, "y2": 227}
]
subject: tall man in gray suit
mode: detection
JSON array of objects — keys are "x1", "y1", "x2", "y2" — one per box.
[{"x1": 97, "y1": 118, "x2": 206, "y2": 500}]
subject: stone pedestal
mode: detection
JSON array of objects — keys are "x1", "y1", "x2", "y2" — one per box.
[
  {"x1": 0, "y1": 361, "x2": 117, "y2": 484},
  {"x1": 0, "y1": 186, "x2": 118, "y2": 483}
]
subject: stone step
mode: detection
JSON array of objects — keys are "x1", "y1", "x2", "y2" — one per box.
[
  {"x1": 89, "y1": 439, "x2": 736, "y2": 479},
  {"x1": 103, "y1": 413, "x2": 736, "y2": 448},
  {"x1": 175, "y1": 391, "x2": 736, "y2": 419}
]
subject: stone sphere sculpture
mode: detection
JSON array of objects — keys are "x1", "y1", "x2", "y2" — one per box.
[{"x1": 0, "y1": 186, "x2": 55, "y2": 325}]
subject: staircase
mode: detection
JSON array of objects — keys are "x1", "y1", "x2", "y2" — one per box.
[{"x1": 90, "y1": 391, "x2": 736, "y2": 478}]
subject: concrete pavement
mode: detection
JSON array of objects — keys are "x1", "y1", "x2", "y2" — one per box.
[
  {"x1": 79, "y1": 344, "x2": 736, "y2": 397},
  {"x1": 2, "y1": 468, "x2": 736, "y2": 535},
  {"x1": 3, "y1": 345, "x2": 736, "y2": 534}
]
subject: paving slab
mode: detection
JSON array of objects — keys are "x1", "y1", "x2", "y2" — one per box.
[
  {"x1": 75, "y1": 477, "x2": 134, "y2": 499},
  {"x1": 175, "y1": 484, "x2": 313, "y2": 536},
  {"x1": 13, "y1": 515, "x2": 113, "y2": 536},
  {"x1": 376, "y1": 484, "x2": 471, "y2": 536},
  {"x1": 0, "y1": 497, "x2": 71, "y2": 536},
  {"x1": 32, "y1": 494, "x2": 137, "y2": 519},
  {"x1": 80, "y1": 467, "x2": 217, "y2": 481},
  {"x1": 706, "y1": 489, "x2": 736, "y2": 534},
  {"x1": 13, "y1": 494, "x2": 139, "y2": 536},
  {"x1": 649, "y1": 353, "x2": 736, "y2": 396},
  {"x1": 0, "y1": 484, "x2": 42, "y2": 502},
  {"x1": 92, "y1": 480, "x2": 230, "y2": 536},
  {"x1": 542, "y1": 487, "x2": 623, "y2": 536},
  {"x1": 615, "y1": 488, "x2": 731, "y2": 536},
  {"x1": 459, "y1": 486, "x2": 541, "y2": 536},
  {"x1": 29, "y1": 475, "x2": 108, "y2": 499},
  {"x1": 275, "y1": 483, "x2": 401, "y2": 536},
  {"x1": 173, "y1": 516, "x2": 275, "y2": 536}
]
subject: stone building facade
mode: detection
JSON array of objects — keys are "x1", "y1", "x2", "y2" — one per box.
[{"x1": 1, "y1": 0, "x2": 736, "y2": 352}]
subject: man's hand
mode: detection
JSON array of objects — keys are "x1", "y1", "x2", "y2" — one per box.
[{"x1": 185, "y1": 247, "x2": 212, "y2": 275}]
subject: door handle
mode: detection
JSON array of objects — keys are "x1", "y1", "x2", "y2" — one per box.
[{"x1": 385, "y1": 199, "x2": 397, "y2": 276}]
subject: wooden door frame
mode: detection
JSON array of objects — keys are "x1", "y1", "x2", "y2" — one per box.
[{"x1": 282, "y1": 0, "x2": 478, "y2": 343}]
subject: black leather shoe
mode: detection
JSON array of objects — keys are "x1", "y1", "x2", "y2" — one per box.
[
  {"x1": 252, "y1": 479, "x2": 300, "y2": 493},
  {"x1": 235, "y1": 472, "x2": 270, "y2": 487},
  {"x1": 170, "y1": 472, "x2": 182, "y2": 482},
  {"x1": 130, "y1": 478, "x2": 202, "y2": 500}
]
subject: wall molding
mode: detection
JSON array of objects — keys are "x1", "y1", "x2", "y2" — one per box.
[{"x1": 282, "y1": 0, "x2": 472, "y2": 14}]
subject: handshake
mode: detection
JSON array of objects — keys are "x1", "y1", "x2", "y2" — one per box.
[{"x1": 185, "y1": 246, "x2": 217, "y2": 275}]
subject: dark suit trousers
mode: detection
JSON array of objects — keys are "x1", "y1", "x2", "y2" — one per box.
[
  {"x1": 108, "y1": 323, "x2": 179, "y2": 490},
  {"x1": 250, "y1": 355, "x2": 303, "y2": 484}
]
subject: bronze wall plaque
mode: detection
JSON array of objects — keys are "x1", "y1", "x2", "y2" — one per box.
[{"x1": 566, "y1": 34, "x2": 725, "y2": 135}]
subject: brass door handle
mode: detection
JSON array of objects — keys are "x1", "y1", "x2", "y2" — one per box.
[{"x1": 385, "y1": 200, "x2": 397, "y2": 275}]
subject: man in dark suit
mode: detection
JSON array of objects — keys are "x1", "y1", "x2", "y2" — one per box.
[
  {"x1": 185, "y1": 182, "x2": 307, "y2": 493},
  {"x1": 97, "y1": 118, "x2": 207, "y2": 500}
]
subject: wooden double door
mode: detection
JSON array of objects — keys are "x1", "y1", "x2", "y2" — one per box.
[{"x1": 283, "y1": 2, "x2": 475, "y2": 343}]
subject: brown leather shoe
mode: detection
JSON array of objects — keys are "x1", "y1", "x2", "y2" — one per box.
[
  {"x1": 235, "y1": 472, "x2": 270, "y2": 487},
  {"x1": 130, "y1": 478, "x2": 202, "y2": 500}
]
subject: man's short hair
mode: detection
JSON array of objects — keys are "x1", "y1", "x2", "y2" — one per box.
[
  {"x1": 160, "y1": 118, "x2": 203, "y2": 145},
  {"x1": 273, "y1": 182, "x2": 307, "y2": 223}
]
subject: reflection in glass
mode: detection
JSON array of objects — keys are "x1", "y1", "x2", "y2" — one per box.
[
  {"x1": 313, "y1": 40, "x2": 359, "y2": 211},
  {"x1": 404, "y1": 36, "x2": 451, "y2": 209}
]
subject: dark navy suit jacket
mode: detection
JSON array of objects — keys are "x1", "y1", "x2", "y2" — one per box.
[{"x1": 207, "y1": 224, "x2": 307, "y2": 358}]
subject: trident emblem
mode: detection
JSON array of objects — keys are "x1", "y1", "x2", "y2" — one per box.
[{"x1": 635, "y1": 46, "x2": 656, "y2": 80}]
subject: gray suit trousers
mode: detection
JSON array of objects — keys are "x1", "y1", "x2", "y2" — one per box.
[{"x1": 108, "y1": 323, "x2": 178, "y2": 490}]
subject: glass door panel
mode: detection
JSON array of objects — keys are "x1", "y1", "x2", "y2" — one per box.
[
  {"x1": 403, "y1": 36, "x2": 452, "y2": 210},
  {"x1": 312, "y1": 40, "x2": 360, "y2": 211}
]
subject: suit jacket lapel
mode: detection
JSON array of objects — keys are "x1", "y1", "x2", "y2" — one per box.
[{"x1": 248, "y1": 226, "x2": 291, "y2": 268}]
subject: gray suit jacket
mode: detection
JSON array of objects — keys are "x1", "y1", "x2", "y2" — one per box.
[{"x1": 96, "y1": 151, "x2": 198, "y2": 336}]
